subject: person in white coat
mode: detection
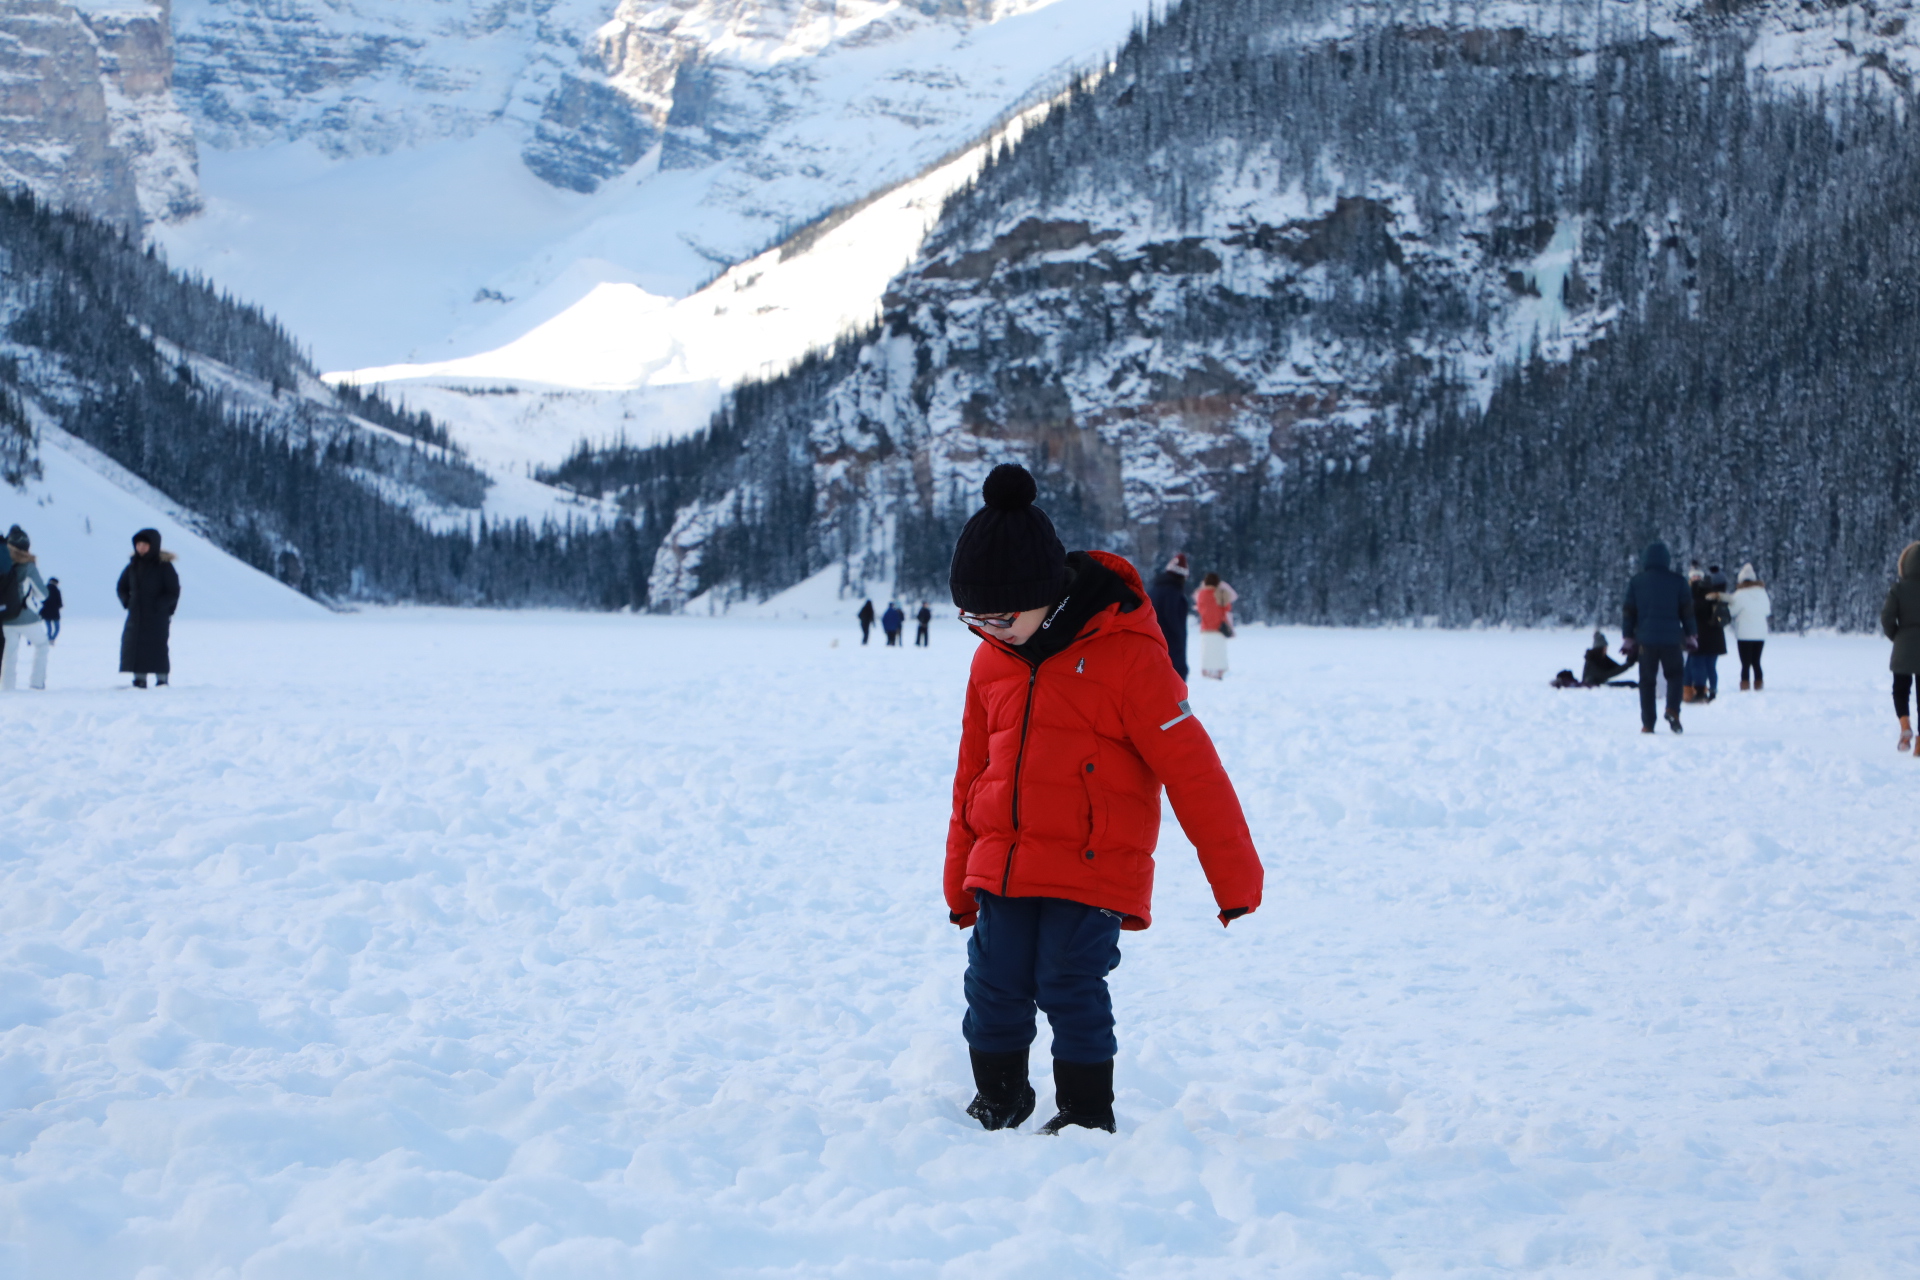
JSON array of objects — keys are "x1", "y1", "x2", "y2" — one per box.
[
  {"x1": 0, "y1": 525, "x2": 51, "y2": 691},
  {"x1": 1722, "y1": 563, "x2": 1772, "y2": 690}
]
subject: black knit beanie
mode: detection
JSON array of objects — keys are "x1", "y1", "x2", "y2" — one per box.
[{"x1": 948, "y1": 464, "x2": 1070, "y2": 613}]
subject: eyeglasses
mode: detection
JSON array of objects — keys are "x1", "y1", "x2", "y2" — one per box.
[{"x1": 959, "y1": 610, "x2": 1018, "y2": 630}]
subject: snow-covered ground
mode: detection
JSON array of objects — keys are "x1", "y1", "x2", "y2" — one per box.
[{"x1": 3, "y1": 614, "x2": 1916, "y2": 1277}]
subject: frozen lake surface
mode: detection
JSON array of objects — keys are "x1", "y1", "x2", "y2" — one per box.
[{"x1": 1, "y1": 611, "x2": 1914, "y2": 1278}]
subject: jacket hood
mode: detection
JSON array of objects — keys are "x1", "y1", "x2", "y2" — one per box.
[
  {"x1": 1643, "y1": 541, "x2": 1672, "y2": 572},
  {"x1": 1900, "y1": 543, "x2": 1920, "y2": 580},
  {"x1": 132, "y1": 528, "x2": 162, "y2": 556}
]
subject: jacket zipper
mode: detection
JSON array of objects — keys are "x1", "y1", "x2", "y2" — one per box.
[{"x1": 1001, "y1": 663, "x2": 1040, "y2": 896}]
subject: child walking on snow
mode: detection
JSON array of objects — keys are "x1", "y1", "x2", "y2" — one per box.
[
  {"x1": 0, "y1": 526, "x2": 52, "y2": 690},
  {"x1": 943, "y1": 464, "x2": 1264, "y2": 1135}
]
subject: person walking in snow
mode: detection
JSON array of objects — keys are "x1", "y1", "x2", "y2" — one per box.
[
  {"x1": 944, "y1": 464, "x2": 1263, "y2": 1136},
  {"x1": 857, "y1": 598, "x2": 876, "y2": 645},
  {"x1": 914, "y1": 602, "x2": 933, "y2": 647},
  {"x1": 1622, "y1": 540, "x2": 1696, "y2": 734},
  {"x1": 40, "y1": 576, "x2": 62, "y2": 644},
  {"x1": 1724, "y1": 563, "x2": 1772, "y2": 690},
  {"x1": 1147, "y1": 553, "x2": 1193, "y2": 680},
  {"x1": 1881, "y1": 543, "x2": 1920, "y2": 752},
  {"x1": 883, "y1": 601, "x2": 905, "y2": 647},
  {"x1": 117, "y1": 527, "x2": 179, "y2": 689},
  {"x1": 1194, "y1": 572, "x2": 1237, "y2": 680},
  {"x1": 0, "y1": 526, "x2": 52, "y2": 691}
]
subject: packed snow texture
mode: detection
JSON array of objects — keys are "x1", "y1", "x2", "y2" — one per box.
[{"x1": 2, "y1": 614, "x2": 1916, "y2": 1276}]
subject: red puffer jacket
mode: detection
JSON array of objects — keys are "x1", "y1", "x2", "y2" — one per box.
[{"x1": 945, "y1": 551, "x2": 1264, "y2": 930}]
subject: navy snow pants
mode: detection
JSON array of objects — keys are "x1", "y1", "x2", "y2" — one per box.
[{"x1": 962, "y1": 890, "x2": 1123, "y2": 1063}]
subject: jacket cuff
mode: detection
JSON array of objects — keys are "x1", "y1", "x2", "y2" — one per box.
[{"x1": 1218, "y1": 906, "x2": 1251, "y2": 926}]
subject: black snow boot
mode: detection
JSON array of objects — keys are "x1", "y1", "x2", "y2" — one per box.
[
  {"x1": 1039, "y1": 1058, "x2": 1116, "y2": 1134},
  {"x1": 966, "y1": 1048, "x2": 1036, "y2": 1131},
  {"x1": 132, "y1": 675, "x2": 147, "y2": 689},
  {"x1": 1665, "y1": 710, "x2": 1683, "y2": 734}
]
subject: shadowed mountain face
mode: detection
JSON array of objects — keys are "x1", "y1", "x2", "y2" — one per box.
[{"x1": 549, "y1": 0, "x2": 1920, "y2": 630}]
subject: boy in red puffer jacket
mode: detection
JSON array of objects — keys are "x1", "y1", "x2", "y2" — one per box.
[{"x1": 945, "y1": 464, "x2": 1265, "y2": 1135}]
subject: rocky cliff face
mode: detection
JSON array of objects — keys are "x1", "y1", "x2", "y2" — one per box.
[{"x1": 0, "y1": 0, "x2": 199, "y2": 227}]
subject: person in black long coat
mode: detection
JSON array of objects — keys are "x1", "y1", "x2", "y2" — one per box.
[
  {"x1": 1623, "y1": 540, "x2": 1697, "y2": 733},
  {"x1": 1147, "y1": 553, "x2": 1193, "y2": 680},
  {"x1": 857, "y1": 598, "x2": 876, "y2": 645},
  {"x1": 117, "y1": 527, "x2": 179, "y2": 688}
]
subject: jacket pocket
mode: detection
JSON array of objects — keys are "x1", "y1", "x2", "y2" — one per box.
[{"x1": 1079, "y1": 757, "x2": 1106, "y2": 851}]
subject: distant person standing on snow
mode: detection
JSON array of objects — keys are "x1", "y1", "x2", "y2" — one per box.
[
  {"x1": 1685, "y1": 564, "x2": 1727, "y2": 702},
  {"x1": 1882, "y1": 542, "x2": 1920, "y2": 752},
  {"x1": 857, "y1": 599, "x2": 876, "y2": 645},
  {"x1": 1194, "y1": 572, "x2": 1237, "y2": 680},
  {"x1": 883, "y1": 601, "x2": 905, "y2": 647},
  {"x1": 1147, "y1": 553, "x2": 1193, "y2": 680},
  {"x1": 1725, "y1": 563, "x2": 1772, "y2": 690},
  {"x1": 915, "y1": 603, "x2": 933, "y2": 646},
  {"x1": 40, "y1": 576, "x2": 62, "y2": 643},
  {"x1": 0, "y1": 526, "x2": 51, "y2": 691},
  {"x1": 1622, "y1": 540, "x2": 1696, "y2": 734},
  {"x1": 118, "y1": 527, "x2": 179, "y2": 689}
]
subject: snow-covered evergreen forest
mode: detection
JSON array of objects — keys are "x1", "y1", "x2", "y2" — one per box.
[{"x1": 554, "y1": 2, "x2": 1920, "y2": 627}]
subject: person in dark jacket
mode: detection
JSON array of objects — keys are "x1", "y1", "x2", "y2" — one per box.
[
  {"x1": 40, "y1": 576, "x2": 61, "y2": 644},
  {"x1": 1623, "y1": 540, "x2": 1696, "y2": 733},
  {"x1": 857, "y1": 598, "x2": 876, "y2": 645},
  {"x1": 1685, "y1": 565, "x2": 1728, "y2": 702},
  {"x1": 1146, "y1": 553, "x2": 1193, "y2": 680},
  {"x1": 1881, "y1": 541, "x2": 1920, "y2": 752},
  {"x1": 914, "y1": 602, "x2": 933, "y2": 647},
  {"x1": 882, "y1": 601, "x2": 905, "y2": 646},
  {"x1": 117, "y1": 527, "x2": 179, "y2": 688},
  {"x1": 1581, "y1": 630, "x2": 1634, "y2": 686}
]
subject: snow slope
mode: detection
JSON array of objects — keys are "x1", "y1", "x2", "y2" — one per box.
[
  {"x1": 4, "y1": 426, "x2": 324, "y2": 620},
  {"x1": 333, "y1": 118, "x2": 1040, "y2": 469},
  {"x1": 2, "y1": 614, "x2": 1916, "y2": 1275}
]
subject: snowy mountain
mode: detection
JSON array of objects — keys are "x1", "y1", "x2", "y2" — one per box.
[
  {"x1": 546, "y1": 0, "x2": 1920, "y2": 627},
  {"x1": 151, "y1": 0, "x2": 1159, "y2": 372}
]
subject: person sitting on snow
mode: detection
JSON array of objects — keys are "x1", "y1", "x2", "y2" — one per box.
[
  {"x1": 943, "y1": 463, "x2": 1264, "y2": 1135},
  {"x1": 1581, "y1": 630, "x2": 1635, "y2": 686}
]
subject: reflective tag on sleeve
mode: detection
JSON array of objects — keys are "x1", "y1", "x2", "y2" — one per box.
[{"x1": 1159, "y1": 700, "x2": 1193, "y2": 730}]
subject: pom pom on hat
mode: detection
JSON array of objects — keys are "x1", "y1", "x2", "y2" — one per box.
[{"x1": 982, "y1": 463, "x2": 1038, "y2": 511}]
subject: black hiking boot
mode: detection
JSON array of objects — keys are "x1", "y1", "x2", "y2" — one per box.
[
  {"x1": 1666, "y1": 710, "x2": 1683, "y2": 734},
  {"x1": 1039, "y1": 1058, "x2": 1116, "y2": 1134},
  {"x1": 965, "y1": 1048, "x2": 1036, "y2": 1131},
  {"x1": 155, "y1": 674, "x2": 168, "y2": 687},
  {"x1": 132, "y1": 675, "x2": 147, "y2": 689}
]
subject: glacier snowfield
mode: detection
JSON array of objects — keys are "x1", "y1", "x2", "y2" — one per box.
[{"x1": 1, "y1": 612, "x2": 1914, "y2": 1278}]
